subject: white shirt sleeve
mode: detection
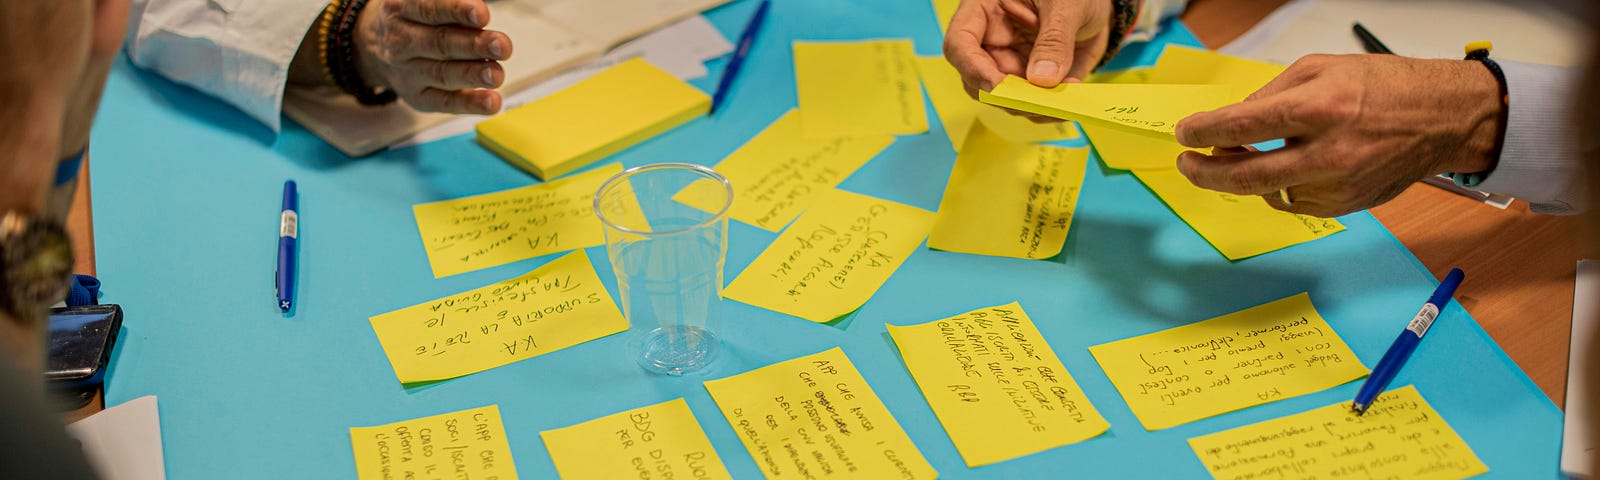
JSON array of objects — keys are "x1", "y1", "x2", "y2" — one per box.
[
  {"x1": 1122, "y1": 0, "x2": 1189, "y2": 45},
  {"x1": 1469, "y1": 61, "x2": 1588, "y2": 215},
  {"x1": 123, "y1": 0, "x2": 329, "y2": 132}
]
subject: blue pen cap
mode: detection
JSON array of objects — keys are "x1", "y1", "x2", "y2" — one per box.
[
  {"x1": 282, "y1": 180, "x2": 297, "y2": 211},
  {"x1": 1428, "y1": 268, "x2": 1465, "y2": 307}
]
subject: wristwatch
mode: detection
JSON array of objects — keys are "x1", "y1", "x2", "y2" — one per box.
[{"x1": 0, "y1": 211, "x2": 73, "y2": 330}]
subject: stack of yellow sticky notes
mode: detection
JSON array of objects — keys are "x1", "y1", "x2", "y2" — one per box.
[{"x1": 476, "y1": 58, "x2": 710, "y2": 180}]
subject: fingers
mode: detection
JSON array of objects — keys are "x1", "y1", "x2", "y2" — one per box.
[
  {"x1": 1174, "y1": 92, "x2": 1318, "y2": 149},
  {"x1": 386, "y1": 21, "x2": 510, "y2": 61},
  {"x1": 944, "y1": 0, "x2": 1006, "y2": 91},
  {"x1": 1175, "y1": 147, "x2": 1331, "y2": 196},
  {"x1": 410, "y1": 87, "x2": 501, "y2": 114},
  {"x1": 402, "y1": 59, "x2": 504, "y2": 90},
  {"x1": 1064, "y1": 28, "x2": 1109, "y2": 82},
  {"x1": 391, "y1": 0, "x2": 487, "y2": 27},
  {"x1": 1023, "y1": 0, "x2": 1089, "y2": 87}
]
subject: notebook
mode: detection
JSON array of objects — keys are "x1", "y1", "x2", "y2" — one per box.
[
  {"x1": 474, "y1": 58, "x2": 709, "y2": 179},
  {"x1": 283, "y1": 0, "x2": 730, "y2": 156}
]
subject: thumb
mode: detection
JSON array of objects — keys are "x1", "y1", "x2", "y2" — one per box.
[{"x1": 1025, "y1": 1, "x2": 1088, "y2": 87}]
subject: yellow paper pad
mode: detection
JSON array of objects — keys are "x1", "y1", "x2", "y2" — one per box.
[
  {"x1": 350, "y1": 405, "x2": 518, "y2": 480},
  {"x1": 412, "y1": 164, "x2": 636, "y2": 278},
  {"x1": 1088, "y1": 293, "x2": 1369, "y2": 430},
  {"x1": 369, "y1": 250, "x2": 628, "y2": 383},
  {"x1": 928, "y1": 123, "x2": 1087, "y2": 259},
  {"x1": 673, "y1": 110, "x2": 892, "y2": 231},
  {"x1": 541, "y1": 398, "x2": 733, "y2": 480},
  {"x1": 1131, "y1": 168, "x2": 1345, "y2": 260},
  {"x1": 979, "y1": 77, "x2": 1238, "y2": 141},
  {"x1": 476, "y1": 58, "x2": 709, "y2": 180},
  {"x1": 1149, "y1": 45, "x2": 1285, "y2": 93},
  {"x1": 703, "y1": 347, "x2": 937, "y2": 479},
  {"x1": 1188, "y1": 385, "x2": 1488, "y2": 479},
  {"x1": 1081, "y1": 123, "x2": 1195, "y2": 170},
  {"x1": 724, "y1": 189, "x2": 936, "y2": 323},
  {"x1": 793, "y1": 40, "x2": 928, "y2": 138},
  {"x1": 887, "y1": 302, "x2": 1110, "y2": 467},
  {"x1": 914, "y1": 56, "x2": 1077, "y2": 150}
]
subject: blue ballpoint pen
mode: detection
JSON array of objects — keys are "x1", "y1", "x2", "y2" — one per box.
[
  {"x1": 276, "y1": 181, "x2": 298, "y2": 312},
  {"x1": 708, "y1": 0, "x2": 771, "y2": 114},
  {"x1": 1351, "y1": 268, "x2": 1465, "y2": 414}
]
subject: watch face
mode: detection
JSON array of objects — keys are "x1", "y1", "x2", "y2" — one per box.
[{"x1": 1, "y1": 213, "x2": 73, "y2": 322}]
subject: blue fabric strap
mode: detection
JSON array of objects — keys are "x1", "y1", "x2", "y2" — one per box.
[{"x1": 65, "y1": 275, "x2": 100, "y2": 307}]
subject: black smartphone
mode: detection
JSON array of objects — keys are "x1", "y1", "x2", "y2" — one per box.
[{"x1": 44, "y1": 304, "x2": 122, "y2": 390}]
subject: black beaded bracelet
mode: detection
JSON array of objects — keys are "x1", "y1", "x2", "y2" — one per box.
[
  {"x1": 1447, "y1": 41, "x2": 1509, "y2": 187},
  {"x1": 1095, "y1": 0, "x2": 1143, "y2": 72},
  {"x1": 327, "y1": 0, "x2": 397, "y2": 105}
]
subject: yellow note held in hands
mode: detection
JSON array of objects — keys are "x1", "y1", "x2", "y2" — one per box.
[
  {"x1": 979, "y1": 77, "x2": 1240, "y2": 141},
  {"x1": 703, "y1": 347, "x2": 937, "y2": 479},
  {"x1": 794, "y1": 40, "x2": 928, "y2": 138},
  {"x1": 724, "y1": 189, "x2": 936, "y2": 323},
  {"x1": 1188, "y1": 385, "x2": 1488, "y2": 479},
  {"x1": 887, "y1": 302, "x2": 1110, "y2": 467},
  {"x1": 914, "y1": 55, "x2": 1077, "y2": 150},
  {"x1": 1132, "y1": 168, "x2": 1344, "y2": 260},
  {"x1": 673, "y1": 110, "x2": 892, "y2": 231},
  {"x1": 1081, "y1": 123, "x2": 1195, "y2": 170},
  {"x1": 413, "y1": 164, "x2": 637, "y2": 278},
  {"x1": 476, "y1": 58, "x2": 710, "y2": 180},
  {"x1": 350, "y1": 405, "x2": 517, "y2": 480},
  {"x1": 542, "y1": 398, "x2": 733, "y2": 480},
  {"x1": 1088, "y1": 293, "x2": 1369, "y2": 430},
  {"x1": 928, "y1": 123, "x2": 1087, "y2": 259},
  {"x1": 369, "y1": 250, "x2": 628, "y2": 383},
  {"x1": 1149, "y1": 45, "x2": 1285, "y2": 92}
]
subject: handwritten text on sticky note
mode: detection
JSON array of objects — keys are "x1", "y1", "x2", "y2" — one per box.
[
  {"x1": 888, "y1": 302, "x2": 1109, "y2": 467},
  {"x1": 350, "y1": 405, "x2": 517, "y2": 480},
  {"x1": 1132, "y1": 168, "x2": 1344, "y2": 260},
  {"x1": 1089, "y1": 293, "x2": 1369, "y2": 430},
  {"x1": 674, "y1": 110, "x2": 892, "y2": 231},
  {"x1": 794, "y1": 39, "x2": 928, "y2": 138},
  {"x1": 369, "y1": 250, "x2": 627, "y2": 383},
  {"x1": 1188, "y1": 385, "x2": 1488, "y2": 479},
  {"x1": 413, "y1": 164, "x2": 632, "y2": 278},
  {"x1": 703, "y1": 347, "x2": 937, "y2": 479},
  {"x1": 724, "y1": 189, "x2": 935, "y2": 323},
  {"x1": 979, "y1": 77, "x2": 1240, "y2": 141},
  {"x1": 929, "y1": 122, "x2": 1087, "y2": 260},
  {"x1": 542, "y1": 398, "x2": 733, "y2": 480}
]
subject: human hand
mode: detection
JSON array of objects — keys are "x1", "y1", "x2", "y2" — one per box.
[
  {"x1": 943, "y1": 0, "x2": 1113, "y2": 94},
  {"x1": 0, "y1": 0, "x2": 93, "y2": 215},
  {"x1": 1173, "y1": 54, "x2": 1504, "y2": 218},
  {"x1": 354, "y1": 0, "x2": 513, "y2": 114},
  {"x1": 58, "y1": 0, "x2": 132, "y2": 162}
]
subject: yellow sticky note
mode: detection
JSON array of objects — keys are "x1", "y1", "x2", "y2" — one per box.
[
  {"x1": 724, "y1": 189, "x2": 935, "y2": 323},
  {"x1": 542, "y1": 398, "x2": 733, "y2": 480},
  {"x1": 1188, "y1": 385, "x2": 1488, "y2": 479},
  {"x1": 931, "y1": 0, "x2": 957, "y2": 33},
  {"x1": 412, "y1": 164, "x2": 635, "y2": 278},
  {"x1": 1086, "y1": 68, "x2": 1153, "y2": 84},
  {"x1": 1149, "y1": 45, "x2": 1284, "y2": 93},
  {"x1": 703, "y1": 347, "x2": 937, "y2": 479},
  {"x1": 369, "y1": 250, "x2": 628, "y2": 383},
  {"x1": 350, "y1": 405, "x2": 517, "y2": 480},
  {"x1": 928, "y1": 123, "x2": 1087, "y2": 259},
  {"x1": 914, "y1": 55, "x2": 1078, "y2": 150},
  {"x1": 887, "y1": 302, "x2": 1110, "y2": 467},
  {"x1": 477, "y1": 58, "x2": 709, "y2": 180},
  {"x1": 673, "y1": 110, "x2": 892, "y2": 231},
  {"x1": 1088, "y1": 293, "x2": 1369, "y2": 430},
  {"x1": 794, "y1": 40, "x2": 928, "y2": 138},
  {"x1": 1080, "y1": 123, "x2": 1195, "y2": 170},
  {"x1": 1131, "y1": 168, "x2": 1345, "y2": 260},
  {"x1": 979, "y1": 77, "x2": 1240, "y2": 141}
]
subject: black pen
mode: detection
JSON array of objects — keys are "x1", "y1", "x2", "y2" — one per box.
[{"x1": 1352, "y1": 22, "x2": 1394, "y2": 55}]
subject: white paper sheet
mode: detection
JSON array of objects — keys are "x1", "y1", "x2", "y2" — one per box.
[
  {"x1": 68, "y1": 396, "x2": 165, "y2": 480},
  {"x1": 1564, "y1": 260, "x2": 1598, "y2": 477}
]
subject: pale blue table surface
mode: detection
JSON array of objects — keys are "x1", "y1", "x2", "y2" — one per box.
[{"x1": 91, "y1": 0, "x2": 1560, "y2": 478}]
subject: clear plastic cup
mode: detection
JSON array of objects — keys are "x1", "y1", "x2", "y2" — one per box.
[{"x1": 593, "y1": 163, "x2": 730, "y2": 376}]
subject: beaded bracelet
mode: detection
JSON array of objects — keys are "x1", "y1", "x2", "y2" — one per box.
[
  {"x1": 1444, "y1": 40, "x2": 1508, "y2": 188},
  {"x1": 328, "y1": 0, "x2": 397, "y2": 105},
  {"x1": 315, "y1": 0, "x2": 342, "y2": 87},
  {"x1": 1095, "y1": 0, "x2": 1144, "y2": 72}
]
